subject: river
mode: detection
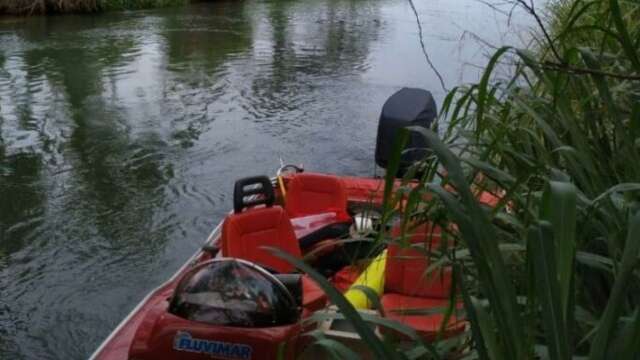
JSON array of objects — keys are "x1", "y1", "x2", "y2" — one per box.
[{"x1": 0, "y1": 0, "x2": 537, "y2": 358}]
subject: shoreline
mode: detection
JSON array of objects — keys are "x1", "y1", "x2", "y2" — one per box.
[{"x1": 0, "y1": 0, "x2": 189, "y2": 16}]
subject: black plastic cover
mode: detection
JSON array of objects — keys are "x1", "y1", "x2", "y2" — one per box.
[
  {"x1": 169, "y1": 259, "x2": 299, "y2": 327},
  {"x1": 375, "y1": 87, "x2": 437, "y2": 171},
  {"x1": 273, "y1": 274, "x2": 302, "y2": 307}
]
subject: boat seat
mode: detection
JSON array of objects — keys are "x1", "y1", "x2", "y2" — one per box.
[
  {"x1": 222, "y1": 206, "x2": 301, "y2": 274},
  {"x1": 221, "y1": 205, "x2": 326, "y2": 311},
  {"x1": 381, "y1": 223, "x2": 464, "y2": 340},
  {"x1": 291, "y1": 213, "x2": 352, "y2": 250},
  {"x1": 285, "y1": 173, "x2": 352, "y2": 249},
  {"x1": 223, "y1": 175, "x2": 328, "y2": 312},
  {"x1": 331, "y1": 265, "x2": 364, "y2": 293}
]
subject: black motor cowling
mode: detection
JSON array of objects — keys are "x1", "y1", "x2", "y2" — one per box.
[{"x1": 374, "y1": 87, "x2": 437, "y2": 173}]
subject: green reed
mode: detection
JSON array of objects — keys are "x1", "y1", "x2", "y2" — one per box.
[{"x1": 277, "y1": 0, "x2": 640, "y2": 358}]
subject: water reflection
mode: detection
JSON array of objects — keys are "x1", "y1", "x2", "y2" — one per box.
[
  {"x1": 160, "y1": 1, "x2": 253, "y2": 147},
  {"x1": 163, "y1": 1, "x2": 251, "y2": 70},
  {"x1": 237, "y1": 0, "x2": 384, "y2": 144},
  {"x1": 0, "y1": 0, "x2": 539, "y2": 358},
  {"x1": 0, "y1": 151, "x2": 44, "y2": 255}
]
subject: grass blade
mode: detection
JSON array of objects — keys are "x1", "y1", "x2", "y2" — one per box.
[
  {"x1": 304, "y1": 337, "x2": 361, "y2": 360},
  {"x1": 409, "y1": 126, "x2": 528, "y2": 358},
  {"x1": 608, "y1": 0, "x2": 640, "y2": 72},
  {"x1": 540, "y1": 181, "x2": 577, "y2": 323},
  {"x1": 619, "y1": 309, "x2": 640, "y2": 360},
  {"x1": 529, "y1": 221, "x2": 571, "y2": 360},
  {"x1": 456, "y1": 267, "x2": 493, "y2": 360},
  {"x1": 589, "y1": 211, "x2": 640, "y2": 359}
]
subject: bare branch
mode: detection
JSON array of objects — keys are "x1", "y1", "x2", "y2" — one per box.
[
  {"x1": 406, "y1": 0, "x2": 448, "y2": 92},
  {"x1": 540, "y1": 61, "x2": 640, "y2": 80},
  {"x1": 515, "y1": 0, "x2": 566, "y2": 64}
]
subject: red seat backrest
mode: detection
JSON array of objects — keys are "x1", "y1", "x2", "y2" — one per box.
[
  {"x1": 285, "y1": 173, "x2": 349, "y2": 220},
  {"x1": 385, "y1": 223, "x2": 452, "y2": 299},
  {"x1": 221, "y1": 206, "x2": 301, "y2": 273}
]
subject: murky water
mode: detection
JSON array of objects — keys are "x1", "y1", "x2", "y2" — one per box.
[{"x1": 0, "y1": 0, "x2": 537, "y2": 358}]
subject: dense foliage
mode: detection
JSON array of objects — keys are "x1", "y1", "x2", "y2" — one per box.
[{"x1": 282, "y1": 0, "x2": 640, "y2": 358}]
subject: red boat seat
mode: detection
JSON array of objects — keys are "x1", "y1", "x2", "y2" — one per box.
[
  {"x1": 285, "y1": 173, "x2": 350, "y2": 220},
  {"x1": 221, "y1": 205, "x2": 326, "y2": 310},
  {"x1": 301, "y1": 276, "x2": 326, "y2": 311},
  {"x1": 385, "y1": 225, "x2": 449, "y2": 298},
  {"x1": 222, "y1": 206, "x2": 301, "y2": 274},
  {"x1": 331, "y1": 265, "x2": 362, "y2": 293},
  {"x1": 381, "y1": 223, "x2": 464, "y2": 340},
  {"x1": 285, "y1": 173, "x2": 352, "y2": 249}
]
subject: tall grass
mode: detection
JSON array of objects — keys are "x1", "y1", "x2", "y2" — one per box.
[
  {"x1": 278, "y1": 0, "x2": 640, "y2": 358},
  {"x1": 404, "y1": 0, "x2": 640, "y2": 356}
]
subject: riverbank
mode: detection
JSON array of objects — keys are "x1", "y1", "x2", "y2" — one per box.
[{"x1": 0, "y1": 0, "x2": 188, "y2": 15}]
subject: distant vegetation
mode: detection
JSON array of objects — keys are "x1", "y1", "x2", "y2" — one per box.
[{"x1": 0, "y1": 0, "x2": 187, "y2": 14}]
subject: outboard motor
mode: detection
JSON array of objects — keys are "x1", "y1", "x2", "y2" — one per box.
[{"x1": 375, "y1": 87, "x2": 437, "y2": 175}]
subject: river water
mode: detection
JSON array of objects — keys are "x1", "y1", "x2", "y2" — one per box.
[{"x1": 0, "y1": 0, "x2": 537, "y2": 358}]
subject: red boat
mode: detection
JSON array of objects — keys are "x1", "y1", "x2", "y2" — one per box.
[{"x1": 91, "y1": 88, "x2": 485, "y2": 360}]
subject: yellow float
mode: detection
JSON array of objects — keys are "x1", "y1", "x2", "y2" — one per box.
[{"x1": 344, "y1": 250, "x2": 387, "y2": 309}]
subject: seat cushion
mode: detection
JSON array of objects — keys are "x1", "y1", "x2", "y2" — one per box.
[
  {"x1": 331, "y1": 265, "x2": 362, "y2": 293},
  {"x1": 381, "y1": 293, "x2": 464, "y2": 340},
  {"x1": 290, "y1": 212, "x2": 351, "y2": 250},
  {"x1": 222, "y1": 206, "x2": 301, "y2": 273},
  {"x1": 385, "y1": 251, "x2": 452, "y2": 299},
  {"x1": 301, "y1": 275, "x2": 327, "y2": 311},
  {"x1": 389, "y1": 222, "x2": 443, "y2": 245},
  {"x1": 386, "y1": 223, "x2": 452, "y2": 298},
  {"x1": 285, "y1": 173, "x2": 350, "y2": 222}
]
